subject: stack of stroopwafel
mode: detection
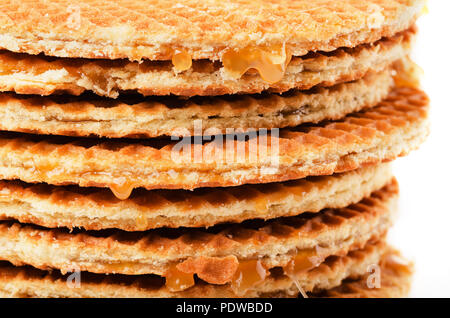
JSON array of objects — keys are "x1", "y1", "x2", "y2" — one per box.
[{"x1": 0, "y1": 0, "x2": 428, "y2": 298}]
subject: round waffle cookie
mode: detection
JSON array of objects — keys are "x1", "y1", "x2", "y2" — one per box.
[
  {"x1": 0, "y1": 0, "x2": 425, "y2": 61},
  {"x1": 0, "y1": 242, "x2": 411, "y2": 298},
  {"x1": 0, "y1": 70, "x2": 394, "y2": 138},
  {"x1": 0, "y1": 87, "x2": 429, "y2": 196},
  {"x1": 0, "y1": 181, "x2": 397, "y2": 292},
  {"x1": 0, "y1": 163, "x2": 392, "y2": 231},
  {"x1": 0, "y1": 28, "x2": 414, "y2": 97}
]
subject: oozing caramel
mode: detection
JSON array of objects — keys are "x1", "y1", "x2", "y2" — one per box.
[
  {"x1": 160, "y1": 249, "x2": 327, "y2": 293},
  {"x1": 394, "y1": 59, "x2": 423, "y2": 89},
  {"x1": 109, "y1": 180, "x2": 136, "y2": 200},
  {"x1": 165, "y1": 265, "x2": 195, "y2": 292},
  {"x1": 222, "y1": 45, "x2": 292, "y2": 84},
  {"x1": 171, "y1": 50, "x2": 192, "y2": 71},
  {"x1": 231, "y1": 259, "x2": 267, "y2": 294},
  {"x1": 283, "y1": 249, "x2": 321, "y2": 276}
]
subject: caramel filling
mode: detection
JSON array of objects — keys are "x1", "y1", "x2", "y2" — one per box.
[
  {"x1": 222, "y1": 45, "x2": 292, "y2": 84},
  {"x1": 161, "y1": 248, "x2": 326, "y2": 293},
  {"x1": 171, "y1": 50, "x2": 192, "y2": 72},
  {"x1": 283, "y1": 249, "x2": 322, "y2": 277},
  {"x1": 230, "y1": 259, "x2": 268, "y2": 295},
  {"x1": 394, "y1": 58, "x2": 423, "y2": 89},
  {"x1": 0, "y1": 54, "x2": 62, "y2": 75},
  {"x1": 97, "y1": 249, "x2": 328, "y2": 293},
  {"x1": 109, "y1": 180, "x2": 136, "y2": 200},
  {"x1": 165, "y1": 265, "x2": 196, "y2": 292},
  {"x1": 163, "y1": 259, "x2": 269, "y2": 294},
  {"x1": 100, "y1": 261, "x2": 139, "y2": 273}
]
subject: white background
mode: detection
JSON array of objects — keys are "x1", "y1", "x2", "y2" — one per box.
[{"x1": 389, "y1": 0, "x2": 450, "y2": 297}]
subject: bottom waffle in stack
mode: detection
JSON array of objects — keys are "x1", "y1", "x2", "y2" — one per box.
[{"x1": 0, "y1": 166, "x2": 412, "y2": 298}]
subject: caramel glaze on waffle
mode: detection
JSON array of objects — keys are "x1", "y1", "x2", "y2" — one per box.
[
  {"x1": 0, "y1": 27, "x2": 414, "y2": 97},
  {"x1": 0, "y1": 70, "x2": 394, "y2": 138},
  {"x1": 0, "y1": 163, "x2": 392, "y2": 231},
  {"x1": 0, "y1": 87, "x2": 429, "y2": 193},
  {"x1": 0, "y1": 181, "x2": 397, "y2": 290},
  {"x1": 0, "y1": 240, "x2": 391, "y2": 298},
  {"x1": 0, "y1": 0, "x2": 425, "y2": 61}
]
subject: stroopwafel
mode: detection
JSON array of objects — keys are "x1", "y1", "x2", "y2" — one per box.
[
  {"x1": 0, "y1": 0, "x2": 424, "y2": 61},
  {"x1": 0, "y1": 240, "x2": 392, "y2": 298},
  {"x1": 0, "y1": 163, "x2": 392, "y2": 231},
  {"x1": 0, "y1": 28, "x2": 414, "y2": 97},
  {"x1": 0, "y1": 181, "x2": 397, "y2": 283},
  {"x1": 0, "y1": 87, "x2": 429, "y2": 194},
  {"x1": 0, "y1": 70, "x2": 394, "y2": 138}
]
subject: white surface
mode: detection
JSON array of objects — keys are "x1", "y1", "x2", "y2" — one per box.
[{"x1": 388, "y1": 0, "x2": 450, "y2": 298}]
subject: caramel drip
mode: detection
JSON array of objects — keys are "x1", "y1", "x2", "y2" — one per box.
[
  {"x1": 222, "y1": 45, "x2": 292, "y2": 84},
  {"x1": 109, "y1": 180, "x2": 135, "y2": 200},
  {"x1": 283, "y1": 249, "x2": 321, "y2": 277},
  {"x1": 165, "y1": 265, "x2": 196, "y2": 292},
  {"x1": 231, "y1": 259, "x2": 267, "y2": 295},
  {"x1": 283, "y1": 249, "x2": 324, "y2": 298},
  {"x1": 394, "y1": 58, "x2": 423, "y2": 89},
  {"x1": 160, "y1": 248, "x2": 326, "y2": 293},
  {"x1": 171, "y1": 50, "x2": 192, "y2": 71}
]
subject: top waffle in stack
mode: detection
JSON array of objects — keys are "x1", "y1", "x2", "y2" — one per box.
[
  {"x1": 0, "y1": 0, "x2": 423, "y2": 98},
  {"x1": 0, "y1": 0, "x2": 429, "y2": 298}
]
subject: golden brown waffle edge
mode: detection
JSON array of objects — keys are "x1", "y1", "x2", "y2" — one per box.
[
  {"x1": 312, "y1": 248, "x2": 413, "y2": 298},
  {"x1": 0, "y1": 240, "x2": 393, "y2": 298},
  {"x1": 0, "y1": 87, "x2": 429, "y2": 192},
  {"x1": 0, "y1": 180, "x2": 398, "y2": 283},
  {"x1": 0, "y1": 0, "x2": 425, "y2": 61},
  {"x1": 0, "y1": 163, "x2": 392, "y2": 231},
  {"x1": 0, "y1": 70, "x2": 394, "y2": 138},
  {"x1": 0, "y1": 27, "x2": 414, "y2": 97}
]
